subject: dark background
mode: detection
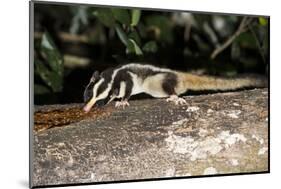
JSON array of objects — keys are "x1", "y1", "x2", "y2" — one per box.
[{"x1": 33, "y1": 2, "x2": 269, "y2": 105}]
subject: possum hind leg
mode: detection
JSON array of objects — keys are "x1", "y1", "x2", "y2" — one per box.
[
  {"x1": 162, "y1": 73, "x2": 187, "y2": 105},
  {"x1": 166, "y1": 95, "x2": 187, "y2": 105}
]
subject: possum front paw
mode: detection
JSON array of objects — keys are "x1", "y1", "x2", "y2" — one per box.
[
  {"x1": 115, "y1": 100, "x2": 130, "y2": 109},
  {"x1": 166, "y1": 95, "x2": 187, "y2": 105}
]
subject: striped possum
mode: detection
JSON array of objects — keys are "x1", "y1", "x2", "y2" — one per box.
[{"x1": 83, "y1": 63, "x2": 267, "y2": 112}]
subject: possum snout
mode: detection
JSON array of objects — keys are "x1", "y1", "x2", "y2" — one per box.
[
  {"x1": 83, "y1": 99, "x2": 106, "y2": 113},
  {"x1": 83, "y1": 98, "x2": 96, "y2": 113},
  {"x1": 83, "y1": 103, "x2": 93, "y2": 113}
]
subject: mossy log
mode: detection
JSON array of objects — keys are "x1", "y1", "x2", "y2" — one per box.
[{"x1": 31, "y1": 89, "x2": 269, "y2": 187}]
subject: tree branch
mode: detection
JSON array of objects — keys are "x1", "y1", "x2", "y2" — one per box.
[
  {"x1": 32, "y1": 89, "x2": 268, "y2": 186},
  {"x1": 210, "y1": 17, "x2": 254, "y2": 59}
]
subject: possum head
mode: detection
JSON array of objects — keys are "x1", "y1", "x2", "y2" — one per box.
[{"x1": 83, "y1": 70, "x2": 114, "y2": 112}]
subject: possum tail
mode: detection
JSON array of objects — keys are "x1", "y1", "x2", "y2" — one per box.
[{"x1": 176, "y1": 72, "x2": 268, "y2": 94}]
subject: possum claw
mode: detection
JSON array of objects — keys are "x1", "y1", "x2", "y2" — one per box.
[
  {"x1": 166, "y1": 95, "x2": 187, "y2": 105},
  {"x1": 115, "y1": 100, "x2": 130, "y2": 109}
]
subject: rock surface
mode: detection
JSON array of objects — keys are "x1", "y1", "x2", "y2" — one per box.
[{"x1": 31, "y1": 89, "x2": 269, "y2": 187}]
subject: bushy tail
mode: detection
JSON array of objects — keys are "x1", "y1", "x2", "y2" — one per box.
[{"x1": 177, "y1": 72, "x2": 268, "y2": 93}]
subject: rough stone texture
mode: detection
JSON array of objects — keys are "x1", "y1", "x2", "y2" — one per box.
[{"x1": 32, "y1": 89, "x2": 269, "y2": 187}]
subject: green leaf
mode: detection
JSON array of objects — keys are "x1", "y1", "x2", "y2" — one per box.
[
  {"x1": 127, "y1": 39, "x2": 143, "y2": 55},
  {"x1": 128, "y1": 30, "x2": 141, "y2": 46},
  {"x1": 131, "y1": 9, "x2": 141, "y2": 26},
  {"x1": 40, "y1": 32, "x2": 63, "y2": 76},
  {"x1": 126, "y1": 40, "x2": 135, "y2": 54},
  {"x1": 93, "y1": 8, "x2": 115, "y2": 27},
  {"x1": 259, "y1": 17, "x2": 268, "y2": 26},
  {"x1": 111, "y1": 8, "x2": 130, "y2": 25},
  {"x1": 115, "y1": 24, "x2": 128, "y2": 46},
  {"x1": 35, "y1": 59, "x2": 63, "y2": 92},
  {"x1": 41, "y1": 32, "x2": 55, "y2": 50},
  {"x1": 143, "y1": 41, "x2": 158, "y2": 53}
]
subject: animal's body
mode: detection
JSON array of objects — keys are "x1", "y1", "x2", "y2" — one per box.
[{"x1": 83, "y1": 63, "x2": 267, "y2": 112}]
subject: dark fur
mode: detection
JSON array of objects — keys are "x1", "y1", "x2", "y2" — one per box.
[
  {"x1": 162, "y1": 73, "x2": 178, "y2": 95},
  {"x1": 83, "y1": 81, "x2": 96, "y2": 103},
  {"x1": 112, "y1": 69, "x2": 133, "y2": 100},
  {"x1": 126, "y1": 67, "x2": 163, "y2": 80}
]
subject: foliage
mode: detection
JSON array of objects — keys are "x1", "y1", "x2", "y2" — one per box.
[
  {"x1": 35, "y1": 5, "x2": 269, "y2": 64},
  {"x1": 89, "y1": 7, "x2": 269, "y2": 66},
  {"x1": 131, "y1": 10, "x2": 141, "y2": 26},
  {"x1": 34, "y1": 32, "x2": 64, "y2": 95},
  {"x1": 93, "y1": 8, "x2": 144, "y2": 56}
]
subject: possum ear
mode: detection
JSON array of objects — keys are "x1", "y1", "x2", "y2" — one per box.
[{"x1": 90, "y1": 71, "x2": 100, "y2": 82}]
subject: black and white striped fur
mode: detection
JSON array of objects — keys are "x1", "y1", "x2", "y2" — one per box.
[{"x1": 83, "y1": 63, "x2": 266, "y2": 112}]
